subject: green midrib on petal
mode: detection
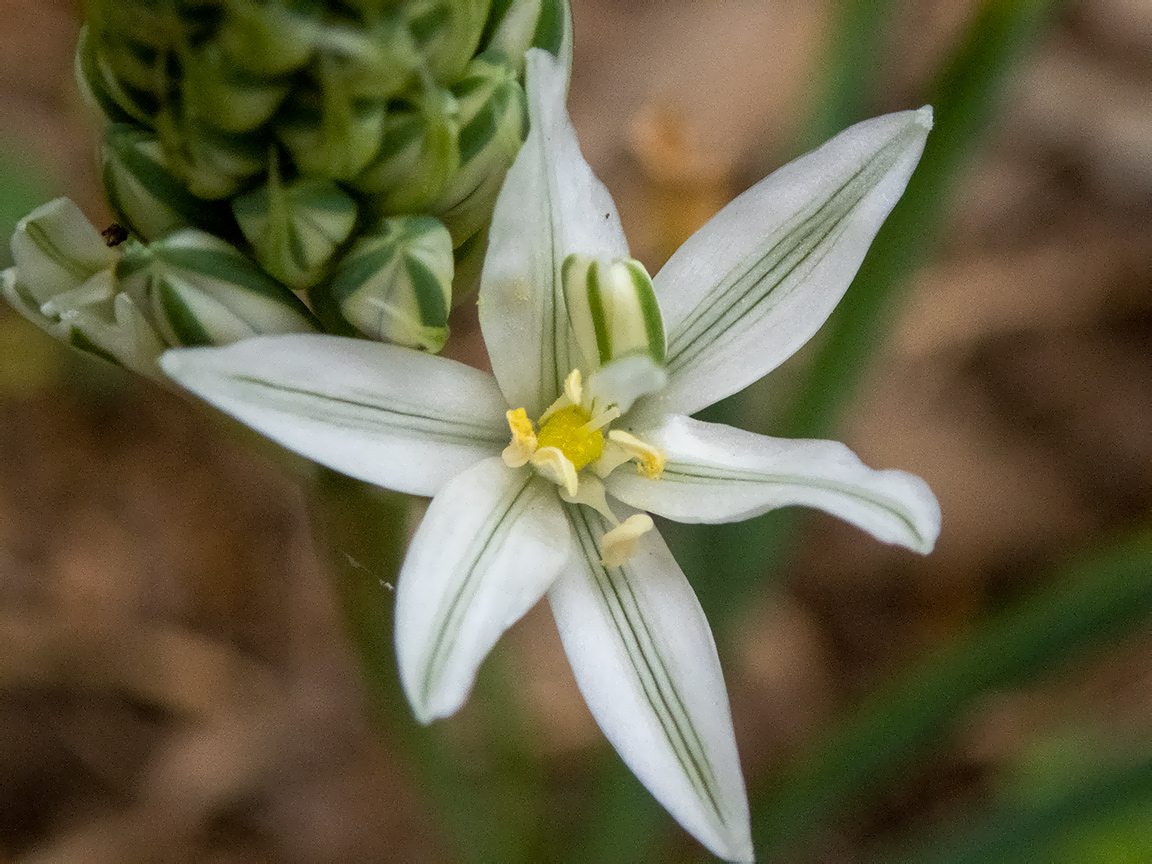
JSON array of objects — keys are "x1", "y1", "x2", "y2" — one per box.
[
  {"x1": 23, "y1": 221, "x2": 101, "y2": 284},
  {"x1": 568, "y1": 506, "x2": 730, "y2": 835},
  {"x1": 660, "y1": 461, "x2": 928, "y2": 548},
  {"x1": 228, "y1": 375, "x2": 508, "y2": 446},
  {"x1": 664, "y1": 126, "x2": 918, "y2": 377},
  {"x1": 418, "y1": 471, "x2": 540, "y2": 704}
]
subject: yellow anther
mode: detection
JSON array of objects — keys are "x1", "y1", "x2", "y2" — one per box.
[
  {"x1": 564, "y1": 368, "x2": 583, "y2": 405},
  {"x1": 607, "y1": 430, "x2": 665, "y2": 479},
  {"x1": 502, "y1": 407, "x2": 537, "y2": 468},
  {"x1": 530, "y1": 446, "x2": 579, "y2": 497},
  {"x1": 537, "y1": 405, "x2": 605, "y2": 470},
  {"x1": 601, "y1": 514, "x2": 655, "y2": 568}
]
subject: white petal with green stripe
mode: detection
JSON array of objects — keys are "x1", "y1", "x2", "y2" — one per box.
[
  {"x1": 563, "y1": 253, "x2": 665, "y2": 369},
  {"x1": 550, "y1": 507, "x2": 753, "y2": 862},
  {"x1": 482, "y1": 0, "x2": 571, "y2": 75},
  {"x1": 607, "y1": 413, "x2": 941, "y2": 552},
  {"x1": 327, "y1": 215, "x2": 453, "y2": 351},
  {"x1": 160, "y1": 334, "x2": 509, "y2": 496},
  {"x1": 233, "y1": 173, "x2": 358, "y2": 290},
  {"x1": 396, "y1": 457, "x2": 571, "y2": 723},
  {"x1": 479, "y1": 48, "x2": 628, "y2": 418},
  {"x1": 102, "y1": 124, "x2": 230, "y2": 242},
  {"x1": 643, "y1": 107, "x2": 933, "y2": 420},
  {"x1": 10, "y1": 198, "x2": 118, "y2": 304},
  {"x1": 116, "y1": 230, "x2": 318, "y2": 347},
  {"x1": 407, "y1": 0, "x2": 491, "y2": 85}
]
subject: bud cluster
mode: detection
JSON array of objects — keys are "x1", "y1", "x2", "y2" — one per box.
[{"x1": 19, "y1": 0, "x2": 569, "y2": 361}]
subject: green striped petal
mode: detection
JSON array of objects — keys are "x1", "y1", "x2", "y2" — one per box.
[
  {"x1": 325, "y1": 215, "x2": 453, "y2": 352},
  {"x1": 396, "y1": 457, "x2": 570, "y2": 723},
  {"x1": 551, "y1": 507, "x2": 753, "y2": 863},
  {"x1": 433, "y1": 49, "x2": 527, "y2": 245},
  {"x1": 116, "y1": 229, "x2": 318, "y2": 347},
  {"x1": 478, "y1": 47, "x2": 626, "y2": 418},
  {"x1": 316, "y1": 14, "x2": 419, "y2": 100},
  {"x1": 606, "y1": 413, "x2": 940, "y2": 553},
  {"x1": 642, "y1": 108, "x2": 933, "y2": 420},
  {"x1": 9, "y1": 198, "x2": 118, "y2": 304},
  {"x1": 101, "y1": 124, "x2": 232, "y2": 242},
  {"x1": 407, "y1": 0, "x2": 492, "y2": 85},
  {"x1": 233, "y1": 174, "x2": 358, "y2": 290},
  {"x1": 351, "y1": 88, "x2": 461, "y2": 213},
  {"x1": 160, "y1": 334, "x2": 509, "y2": 496},
  {"x1": 563, "y1": 253, "x2": 665, "y2": 369}
]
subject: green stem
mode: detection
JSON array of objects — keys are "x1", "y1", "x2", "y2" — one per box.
[{"x1": 749, "y1": 529, "x2": 1152, "y2": 860}]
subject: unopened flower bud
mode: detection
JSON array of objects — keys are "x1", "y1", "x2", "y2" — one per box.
[
  {"x1": 102, "y1": 124, "x2": 232, "y2": 241},
  {"x1": 433, "y1": 50, "x2": 527, "y2": 245},
  {"x1": 562, "y1": 253, "x2": 666, "y2": 367},
  {"x1": 116, "y1": 230, "x2": 319, "y2": 346},
  {"x1": 324, "y1": 215, "x2": 453, "y2": 351},
  {"x1": 10, "y1": 198, "x2": 118, "y2": 304},
  {"x1": 483, "y1": 0, "x2": 569, "y2": 74},
  {"x1": 352, "y1": 88, "x2": 461, "y2": 213},
  {"x1": 181, "y1": 43, "x2": 290, "y2": 134},
  {"x1": 217, "y1": 0, "x2": 321, "y2": 77},
  {"x1": 233, "y1": 169, "x2": 358, "y2": 290},
  {"x1": 154, "y1": 107, "x2": 265, "y2": 200},
  {"x1": 406, "y1": 0, "x2": 491, "y2": 85},
  {"x1": 74, "y1": 25, "x2": 153, "y2": 127}
]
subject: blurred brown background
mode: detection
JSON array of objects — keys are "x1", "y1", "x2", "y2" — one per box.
[{"x1": 0, "y1": 0, "x2": 1150, "y2": 861}]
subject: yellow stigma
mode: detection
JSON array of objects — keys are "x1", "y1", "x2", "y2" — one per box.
[{"x1": 536, "y1": 405, "x2": 605, "y2": 470}]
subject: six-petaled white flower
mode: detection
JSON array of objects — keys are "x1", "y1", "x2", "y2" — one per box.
[{"x1": 162, "y1": 48, "x2": 940, "y2": 862}]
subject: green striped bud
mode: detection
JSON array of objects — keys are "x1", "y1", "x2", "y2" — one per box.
[
  {"x1": 10, "y1": 198, "x2": 118, "y2": 304},
  {"x1": 562, "y1": 253, "x2": 666, "y2": 368},
  {"x1": 116, "y1": 230, "x2": 319, "y2": 347},
  {"x1": 433, "y1": 50, "x2": 527, "y2": 245},
  {"x1": 483, "y1": 0, "x2": 569, "y2": 74},
  {"x1": 316, "y1": 15, "x2": 420, "y2": 100},
  {"x1": 406, "y1": 0, "x2": 492, "y2": 85},
  {"x1": 352, "y1": 88, "x2": 461, "y2": 213},
  {"x1": 154, "y1": 108, "x2": 265, "y2": 200},
  {"x1": 275, "y1": 63, "x2": 387, "y2": 182},
  {"x1": 217, "y1": 0, "x2": 321, "y2": 77},
  {"x1": 75, "y1": 26, "x2": 154, "y2": 127},
  {"x1": 102, "y1": 124, "x2": 232, "y2": 242},
  {"x1": 181, "y1": 43, "x2": 291, "y2": 134},
  {"x1": 325, "y1": 215, "x2": 453, "y2": 351},
  {"x1": 4, "y1": 198, "x2": 166, "y2": 375},
  {"x1": 233, "y1": 171, "x2": 358, "y2": 290}
]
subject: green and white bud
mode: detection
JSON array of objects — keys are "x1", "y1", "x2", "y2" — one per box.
[
  {"x1": 181, "y1": 43, "x2": 291, "y2": 134},
  {"x1": 75, "y1": 26, "x2": 154, "y2": 127},
  {"x1": 154, "y1": 108, "x2": 265, "y2": 200},
  {"x1": 4, "y1": 198, "x2": 166, "y2": 376},
  {"x1": 352, "y1": 88, "x2": 461, "y2": 213},
  {"x1": 324, "y1": 215, "x2": 453, "y2": 351},
  {"x1": 406, "y1": 0, "x2": 492, "y2": 85},
  {"x1": 433, "y1": 50, "x2": 527, "y2": 245},
  {"x1": 562, "y1": 253, "x2": 666, "y2": 367},
  {"x1": 483, "y1": 0, "x2": 569, "y2": 75},
  {"x1": 10, "y1": 198, "x2": 118, "y2": 304},
  {"x1": 217, "y1": 0, "x2": 321, "y2": 77},
  {"x1": 102, "y1": 124, "x2": 232, "y2": 242},
  {"x1": 116, "y1": 230, "x2": 319, "y2": 347},
  {"x1": 233, "y1": 169, "x2": 358, "y2": 290},
  {"x1": 275, "y1": 63, "x2": 387, "y2": 182},
  {"x1": 316, "y1": 15, "x2": 420, "y2": 100}
]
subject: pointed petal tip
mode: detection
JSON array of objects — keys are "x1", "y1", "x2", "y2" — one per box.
[{"x1": 915, "y1": 104, "x2": 934, "y2": 130}]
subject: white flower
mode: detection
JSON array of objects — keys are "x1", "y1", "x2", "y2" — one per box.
[{"x1": 161, "y1": 48, "x2": 939, "y2": 862}]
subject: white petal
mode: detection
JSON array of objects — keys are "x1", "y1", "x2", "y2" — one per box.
[
  {"x1": 642, "y1": 108, "x2": 933, "y2": 420},
  {"x1": 607, "y1": 414, "x2": 940, "y2": 553},
  {"x1": 550, "y1": 507, "x2": 753, "y2": 862},
  {"x1": 478, "y1": 47, "x2": 629, "y2": 418},
  {"x1": 161, "y1": 334, "x2": 508, "y2": 496},
  {"x1": 396, "y1": 458, "x2": 571, "y2": 723}
]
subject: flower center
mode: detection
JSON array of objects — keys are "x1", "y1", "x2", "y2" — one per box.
[{"x1": 535, "y1": 405, "x2": 604, "y2": 470}]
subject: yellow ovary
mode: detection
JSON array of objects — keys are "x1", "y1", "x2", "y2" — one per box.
[{"x1": 536, "y1": 406, "x2": 604, "y2": 470}]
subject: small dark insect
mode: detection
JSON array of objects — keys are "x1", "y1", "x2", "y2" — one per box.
[
  {"x1": 605, "y1": 213, "x2": 610, "y2": 219},
  {"x1": 101, "y1": 223, "x2": 128, "y2": 247}
]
